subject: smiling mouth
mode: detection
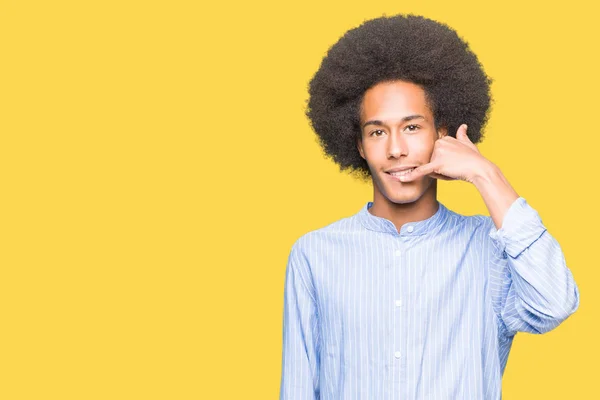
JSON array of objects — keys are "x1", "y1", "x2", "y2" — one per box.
[{"x1": 386, "y1": 168, "x2": 416, "y2": 178}]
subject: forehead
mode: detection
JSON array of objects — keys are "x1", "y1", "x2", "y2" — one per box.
[{"x1": 360, "y1": 80, "x2": 432, "y2": 121}]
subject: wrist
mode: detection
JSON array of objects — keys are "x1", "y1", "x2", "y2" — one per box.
[{"x1": 471, "y1": 159, "x2": 499, "y2": 187}]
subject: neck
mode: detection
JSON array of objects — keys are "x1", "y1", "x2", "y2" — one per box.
[{"x1": 368, "y1": 180, "x2": 439, "y2": 233}]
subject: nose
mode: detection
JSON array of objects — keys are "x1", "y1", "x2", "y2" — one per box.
[{"x1": 387, "y1": 132, "x2": 408, "y2": 158}]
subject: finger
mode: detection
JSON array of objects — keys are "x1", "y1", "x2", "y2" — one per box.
[
  {"x1": 456, "y1": 124, "x2": 470, "y2": 142},
  {"x1": 399, "y1": 162, "x2": 438, "y2": 182},
  {"x1": 457, "y1": 124, "x2": 479, "y2": 152},
  {"x1": 429, "y1": 172, "x2": 457, "y2": 181}
]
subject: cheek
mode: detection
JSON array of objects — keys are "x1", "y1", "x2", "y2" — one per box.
[
  {"x1": 409, "y1": 138, "x2": 435, "y2": 160},
  {"x1": 361, "y1": 143, "x2": 382, "y2": 161}
]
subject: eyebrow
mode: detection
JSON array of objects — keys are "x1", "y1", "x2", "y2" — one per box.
[{"x1": 362, "y1": 115, "x2": 426, "y2": 129}]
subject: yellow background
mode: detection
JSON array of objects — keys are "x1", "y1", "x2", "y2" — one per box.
[{"x1": 1, "y1": 0, "x2": 596, "y2": 398}]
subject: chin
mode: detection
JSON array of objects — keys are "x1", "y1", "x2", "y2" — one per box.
[
  {"x1": 386, "y1": 193, "x2": 424, "y2": 205},
  {"x1": 377, "y1": 176, "x2": 430, "y2": 205}
]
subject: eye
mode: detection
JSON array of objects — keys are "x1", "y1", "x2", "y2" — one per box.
[
  {"x1": 405, "y1": 124, "x2": 420, "y2": 132},
  {"x1": 369, "y1": 129, "x2": 385, "y2": 137}
]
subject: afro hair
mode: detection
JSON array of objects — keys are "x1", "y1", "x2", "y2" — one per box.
[{"x1": 305, "y1": 14, "x2": 493, "y2": 181}]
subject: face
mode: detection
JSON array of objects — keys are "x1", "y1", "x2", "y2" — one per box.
[{"x1": 357, "y1": 80, "x2": 447, "y2": 206}]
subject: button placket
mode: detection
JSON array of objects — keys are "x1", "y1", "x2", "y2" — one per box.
[{"x1": 393, "y1": 244, "x2": 403, "y2": 367}]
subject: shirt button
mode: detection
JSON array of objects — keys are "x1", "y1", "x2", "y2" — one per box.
[
  {"x1": 394, "y1": 249, "x2": 401, "y2": 256},
  {"x1": 407, "y1": 225, "x2": 414, "y2": 233},
  {"x1": 395, "y1": 299, "x2": 402, "y2": 307},
  {"x1": 394, "y1": 351, "x2": 401, "y2": 358}
]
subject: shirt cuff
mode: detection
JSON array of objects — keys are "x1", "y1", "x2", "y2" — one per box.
[{"x1": 488, "y1": 197, "x2": 547, "y2": 259}]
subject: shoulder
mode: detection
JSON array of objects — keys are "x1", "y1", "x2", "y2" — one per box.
[
  {"x1": 438, "y1": 206, "x2": 501, "y2": 259},
  {"x1": 441, "y1": 205, "x2": 494, "y2": 234},
  {"x1": 286, "y1": 211, "x2": 370, "y2": 275},
  {"x1": 291, "y1": 213, "x2": 360, "y2": 249}
]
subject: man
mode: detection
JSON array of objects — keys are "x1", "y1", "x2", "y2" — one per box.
[{"x1": 279, "y1": 14, "x2": 579, "y2": 399}]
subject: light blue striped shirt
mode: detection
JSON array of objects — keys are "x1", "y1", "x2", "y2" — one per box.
[{"x1": 279, "y1": 197, "x2": 579, "y2": 399}]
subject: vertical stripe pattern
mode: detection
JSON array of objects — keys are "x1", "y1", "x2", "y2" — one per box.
[{"x1": 279, "y1": 197, "x2": 580, "y2": 399}]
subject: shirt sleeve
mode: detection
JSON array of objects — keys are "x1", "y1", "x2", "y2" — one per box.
[
  {"x1": 279, "y1": 240, "x2": 321, "y2": 399},
  {"x1": 487, "y1": 197, "x2": 580, "y2": 337}
]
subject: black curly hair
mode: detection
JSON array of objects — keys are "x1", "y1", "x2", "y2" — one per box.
[{"x1": 305, "y1": 14, "x2": 493, "y2": 182}]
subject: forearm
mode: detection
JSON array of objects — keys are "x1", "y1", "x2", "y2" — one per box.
[
  {"x1": 487, "y1": 197, "x2": 580, "y2": 335},
  {"x1": 496, "y1": 231, "x2": 580, "y2": 333},
  {"x1": 472, "y1": 161, "x2": 519, "y2": 230}
]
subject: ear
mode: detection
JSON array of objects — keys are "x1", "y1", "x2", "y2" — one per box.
[
  {"x1": 437, "y1": 126, "x2": 448, "y2": 140},
  {"x1": 357, "y1": 138, "x2": 365, "y2": 159}
]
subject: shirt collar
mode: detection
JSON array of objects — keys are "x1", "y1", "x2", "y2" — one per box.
[{"x1": 357, "y1": 200, "x2": 449, "y2": 236}]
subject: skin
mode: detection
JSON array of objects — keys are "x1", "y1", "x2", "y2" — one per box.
[{"x1": 357, "y1": 80, "x2": 519, "y2": 232}]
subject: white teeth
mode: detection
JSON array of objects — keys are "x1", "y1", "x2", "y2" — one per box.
[{"x1": 389, "y1": 168, "x2": 415, "y2": 176}]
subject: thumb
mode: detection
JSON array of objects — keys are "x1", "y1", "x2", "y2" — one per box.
[{"x1": 457, "y1": 124, "x2": 470, "y2": 142}]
